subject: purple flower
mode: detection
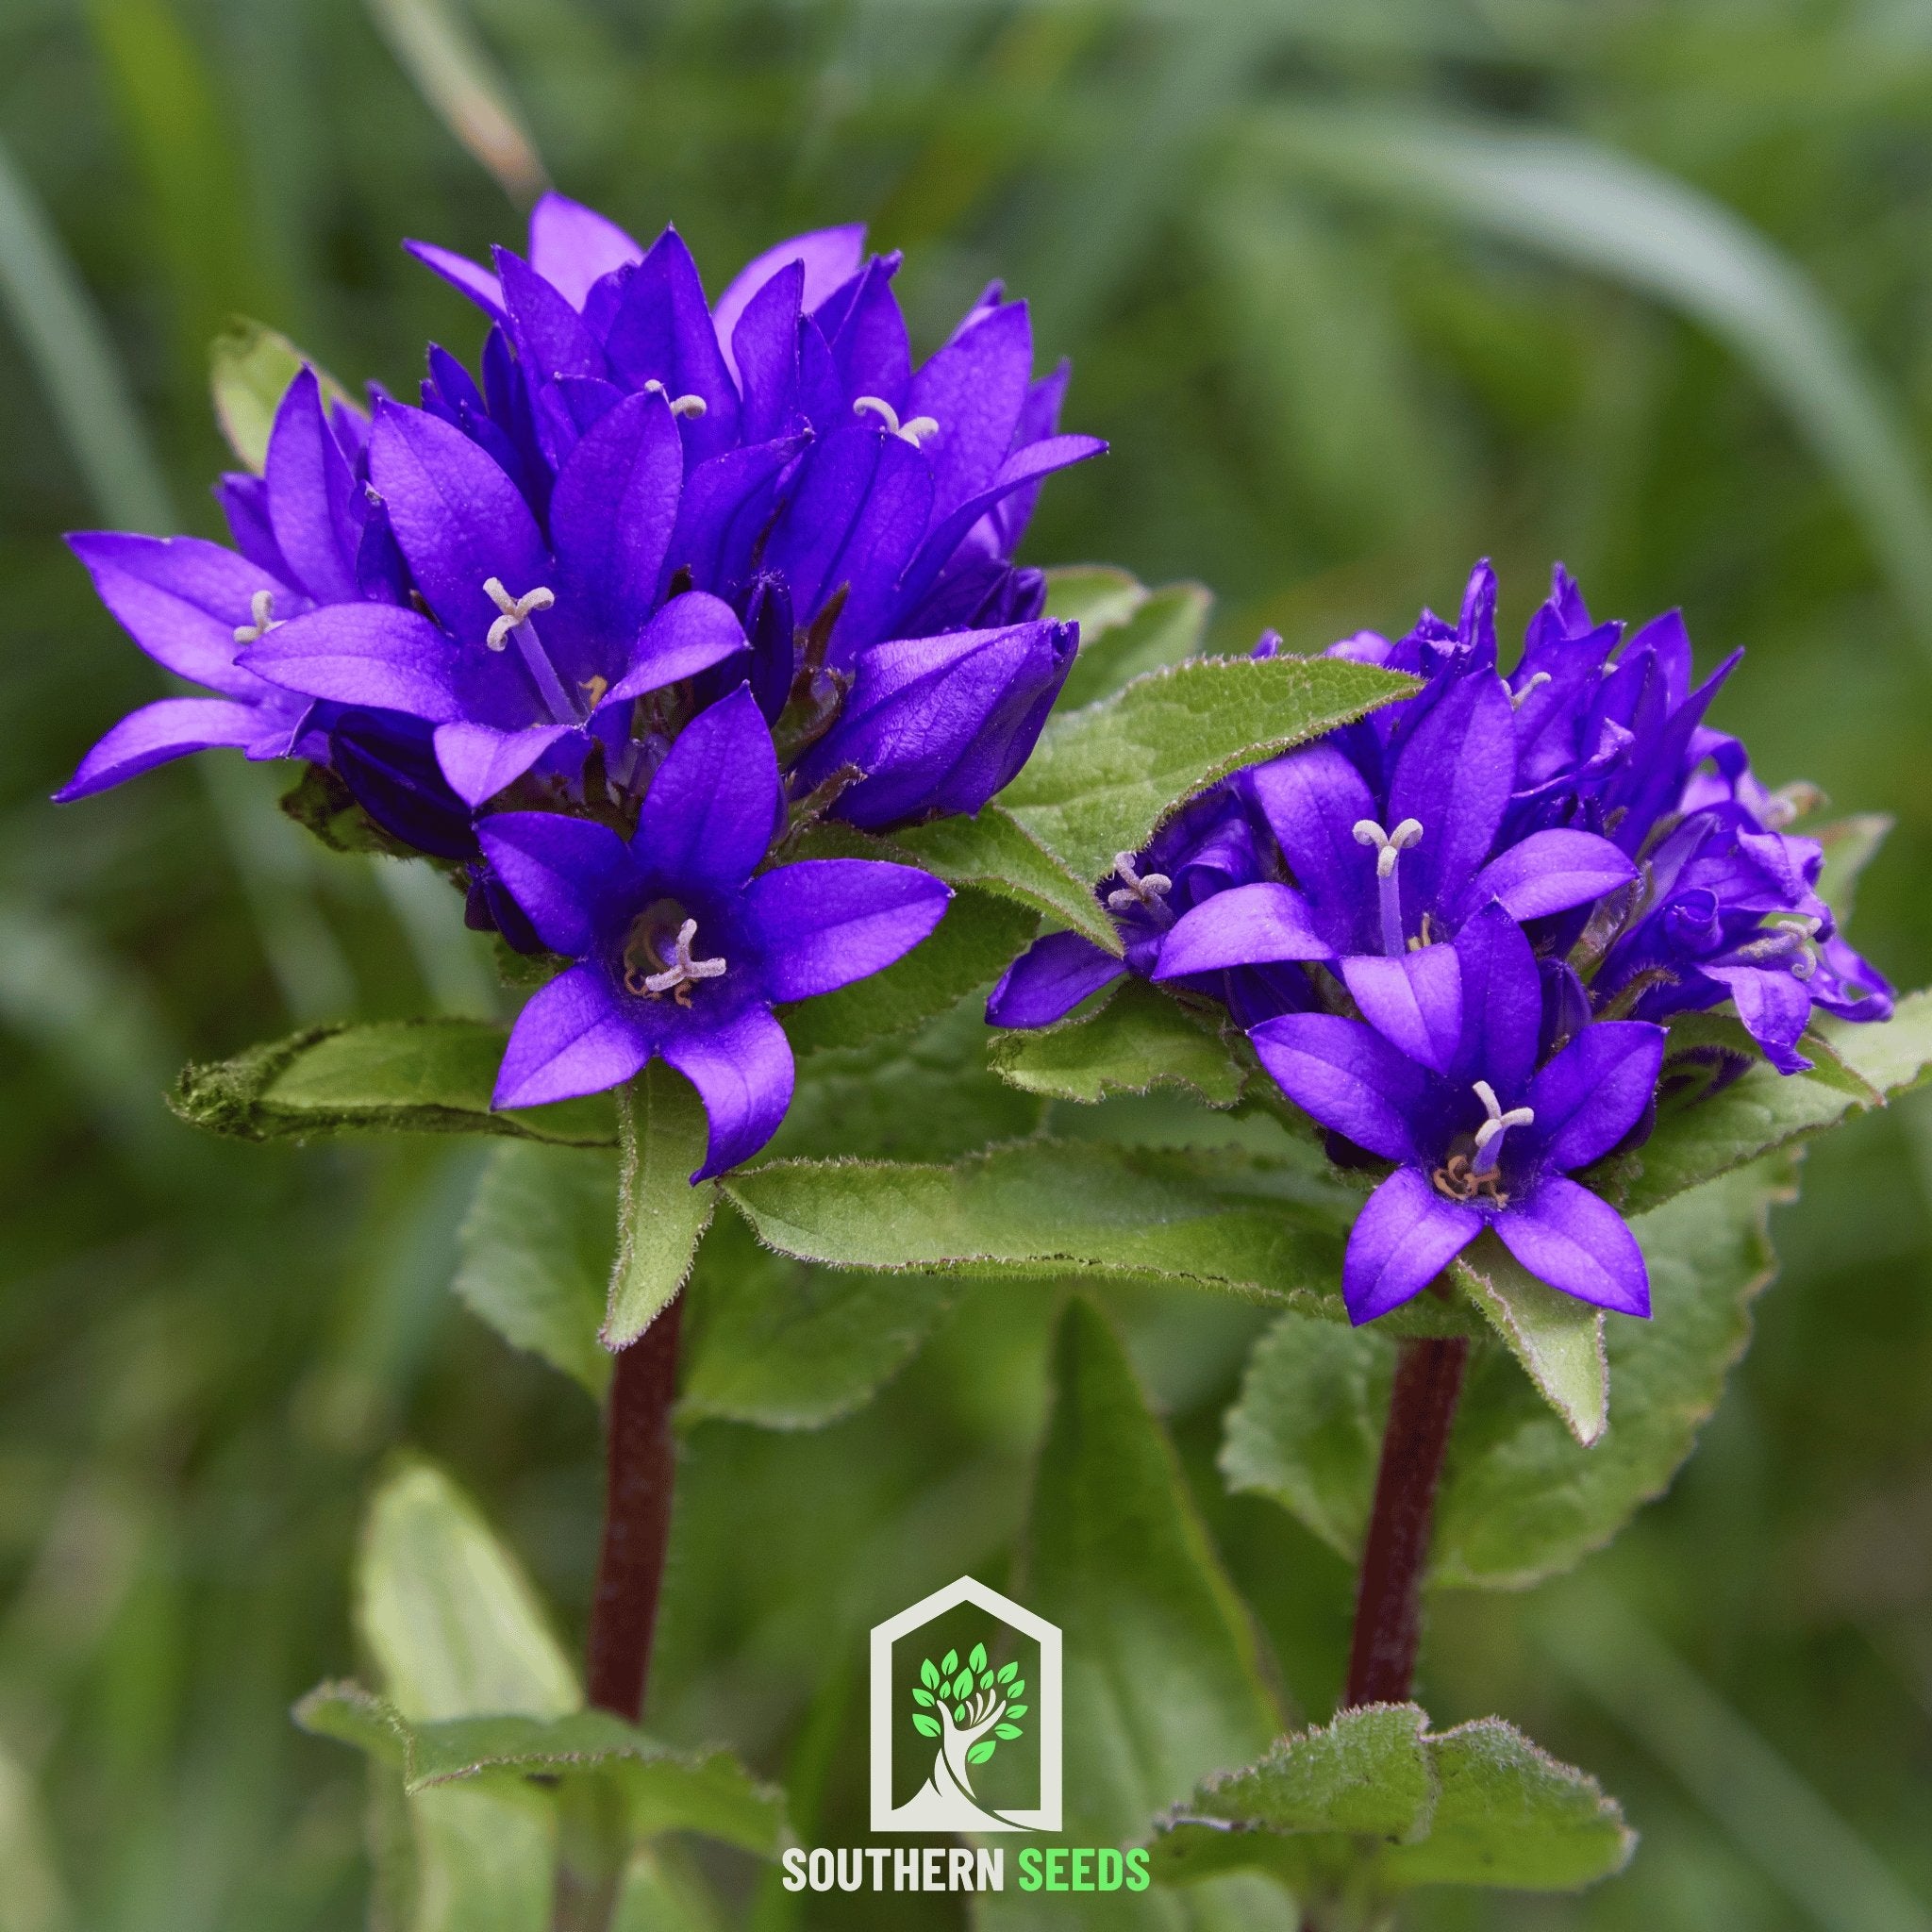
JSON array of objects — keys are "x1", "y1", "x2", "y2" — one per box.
[
  {"x1": 987, "y1": 781, "x2": 1317, "y2": 1029},
  {"x1": 794, "y1": 618, "x2": 1077, "y2": 827},
  {"x1": 1252, "y1": 906, "x2": 1663, "y2": 1324},
  {"x1": 477, "y1": 688, "x2": 951, "y2": 1177}
]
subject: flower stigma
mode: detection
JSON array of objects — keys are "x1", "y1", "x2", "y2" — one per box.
[
  {"x1": 623, "y1": 905, "x2": 726, "y2": 1007},
  {"x1": 852, "y1": 396, "x2": 940, "y2": 447},
  {"x1": 483, "y1": 575, "x2": 580, "y2": 726},
  {"x1": 641, "y1": 380, "x2": 708, "y2": 419},
  {"x1": 1353, "y1": 817, "x2": 1424, "y2": 957},
  {"x1": 232, "y1": 590, "x2": 279, "y2": 644},
  {"x1": 1107, "y1": 850, "x2": 1174, "y2": 922}
]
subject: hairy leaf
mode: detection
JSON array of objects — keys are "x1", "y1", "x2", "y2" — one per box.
[
  {"x1": 1059, "y1": 580, "x2": 1215, "y2": 710},
  {"x1": 210, "y1": 317, "x2": 351, "y2": 473},
  {"x1": 990, "y1": 978, "x2": 1245, "y2": 1107},
  {"x1": 1042, "y1": 563, "x2": 1149, "y2": 641},
  {"x1": 452, "y1": 1141, "x2": 616, "y2": 1397},
  {"x1": 998, "y1": 654, "x2": 1415, "y2": 886},
  {"x1": 605, "y1": 1062, "x2": 714, "y2": 1349},
  {"x1": 172, "y1": 1020, "x2": 615, "y2": 1145},
  {"x1": 893, "y1": 808, "x2": 1123, "y2": 955},
  {"x1": 982, "y1": 1300, "x2": 1284, "y2": 1932},
  {"x1": 1456, "y1": 1233, "x2": 1608, "y2": 1447},
  {"x1": 1810, "y1": 813, "x2": 1892, "y2": 923},
  {"x1": 1152, "y1": 1704, "x2": 1631, "y2": 1903},
  {"x1": 1225, "y1": 1158, "x2": 1793, "y2": 1588}
]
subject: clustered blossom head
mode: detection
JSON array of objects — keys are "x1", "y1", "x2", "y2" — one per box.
[
  {"x1": 57, "y1": 194, "x2": 1104, "y2": 1176},
  {"x1": 991, "y1": 561, "x2": 1893, "y2": 1324}
]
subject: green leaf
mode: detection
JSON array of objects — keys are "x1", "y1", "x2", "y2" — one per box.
[
  {"x1": 724, "y1": 1140, "x2": 1355, "y2": 1305},
  {"x1": 998, "y1": 1662, "x2": 1018, "y2": 1683},
  {"x1": 1006, "y1": 1705, "x2": 1027, "y2": 1720},
  {"x1": 968, "y1": 1740, "x2": 998, "y2": 1765},
  {"x1": 1006, "y1": 1682, "x2": 1025, "y2": 1702},
  {"x1": 1260, "y1": 104, "x2": 1932, "y2": 650},
  {"x1": 778, "y1": 885, "x2": 1038, "y2": 1056},
  {"x1": 172, "y1": 1020, "x2": 616, "y2": 1146},
  {"x1": 1810, "y1": 813, "x2": 1892, "y2": 923},
  {"x1": 910, "y1": 1713, "x2": 941, "y2": 1739},
  {"x1": 1058, "y1": 580, "x2": 1216, "y2": 710},
  {"x1": 605, "y1": 1064, "x2": 714, "y2": 1350},
  {"x1": 985, "y1": 1300, "x2": 1283, "y2": 1932},
  {"x1": 452, "y1": 1142, "x2": 616, "y2": 1398},
  {"x1": 294, "y1": 1688, "x2": 788, "y2": 1856},
  {"x1": 1225, "y1": 1158, "x2": 1794, "y2": 1589},
  {"x1": 910, "y1": 1688, "x2": 933, "y2": 1708},
  {"x1": 1152, "y1": 1705, "x2": 1631, "y2": 1903},
  {"x1": 997, "y1": 654, "x2": 1415, "y2": 887},
  {"x1": 995, "y1": 1724, "x2": 1024, "y2": 1741},
  {"x1": 892, "y1": 808, "x2": 1123, "y2": 956},
  {"x1": 969, "y1": 1642, "x2": 988, "y2": 1673},
  {"x1": 1042, "y1": 563, "x2": 1149, "y2": 641},
  {"x1": 941, "y1": 1649, "x2": 958, "y2": 1675},
  {"x1": 1455, "y1": 1233, "x2": 1607, "y2": 1447},
  {"x1": 990, "y1": 977, "x2": 1244, "y2": 1106},
  {"x1": 1607, "y1": 990, "x2": 1932, "y2": 1216},
  {"x1": 210, "y1": 318, "x2": 350, "y2": 473},
  {"x1": 356, "y1": 1461, "x2": 579, "y2": 1724},
  {"x1": 919, "y1": 1658, "x2": 940, "y2": 1690}
]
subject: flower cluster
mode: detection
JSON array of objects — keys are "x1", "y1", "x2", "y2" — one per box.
[
  {"x1": 991, "y1": 561, "x2": 1892, "y2": 1323},
  {"x1": 57, "y1": 196, "x2": 1105, "y2": 1176}
]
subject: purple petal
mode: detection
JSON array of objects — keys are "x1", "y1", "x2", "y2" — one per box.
[
  {"x1": 663, "y1": 437, "x2": 807, "y2": 596},
  {"x1": 1465, "y1": 828, "x2": 1637, "y2": 924},
  {"x1": 607, "y1": 592, "x2": 749, "y2": 703},
  {"x1": 904, "y1": 300, "x2": 1033, "y2": 518},
  {"x1": 496, "y1": 248, "x2": 608, "y2": 385},
  {"x1": 526, "y1": 192, "x2": 644, "y2": 308},
  {"x1": 636, "y1": 685, "x2": 779, "y2": 890},
  {"x1": 493, "y1": 962, "x2": 648, "y2": 1108},
  {"x1": 550, "y1": 389, "x2": 682, "y2": 641},
  {"x1": 1342, "y1": 946, "x2": 1462, "y2": 1074},
  {"x1": 434, "y1": 721, "x2": 578, "y2": 808},
  {"x1": 986, "y1": 932, "x2": 1128, "y2": 1028},
  {"x1": 661, "y1": 1004, "x2": 795, "y2": 1180},
  {"x1": 478, "y1": 811, "x2": 638, "y2": 958},
  {"x1": 746, "y1": 859, "x2": 951, "y2": 1000},
  {"x1": 368, "y1": 404, "x2": 549, "y2": 643},
  {"x1": 1388, "y1": 672, "x2": 1515, "y2": 916},
  {"x1": 241, "y1": 603, "x2": 462, "y2": 721},
  {"x1": 66, "y1": 532, "x2": 280, "y2": 697},
  {"x1": 404, "y1": 239, "x2": 505, "y2": 317},
  {"x1": 1528, "y1": 1021, "x2": 1666, "y2": 1172},
  {"x1": 1705, "y1": 964, "x2": 1815, "y2": 1074},
  {"x1": 1247, "y1": 1013, "x2": 1429, "y2": 1163},
  {"x1": 816, "y1": 256, "x2": 910, "y2": 407},
  {"x1": 1248, "y1": 745, "x2": 1378, "y2": 937},
  {"x1": 54, "y1": 696, "x2": 264, "y2": 800},
  {"x1": 1344, "y1": 1167, "x2": 1483, "y2": 1324},
  {"x1": 264, "y1": 367, "x2": 364, "y2": 605},
  {"x1": 1152, "y1": 883, "x2": 1329, "y2": 979},
  {"x1": 713, "y1": 225, "x2": 867, "y2": 377},
  {"x1": 601, "y1": 228, "x2": 741, "y2": 461},
  {"x1": 730, "y1": 261, "x2": 804, "y2": 444},
  {"x1": 1447, "y1": 902, "x2": 1542, "y2": 1094},
  {"x1": 1498, "y1": 1179, "x2": 1650, "y2": 1317}
]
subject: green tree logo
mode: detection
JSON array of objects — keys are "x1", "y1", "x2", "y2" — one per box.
[{"x1": 908, "y1": 1639, "x2": 1026, "y2": 1813}]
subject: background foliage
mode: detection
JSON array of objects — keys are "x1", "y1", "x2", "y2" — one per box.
[{"x1": 3, "y1": 1, "x2": 1932, "y2": 1926}]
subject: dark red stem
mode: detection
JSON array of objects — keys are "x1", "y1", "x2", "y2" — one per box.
[
  {"x1": 585, "y1": 1292, "x2": 684, "y2": 1722},
  {"x1": 1343, "y1": 1335, "x2": 1470, "y2": 1708}
]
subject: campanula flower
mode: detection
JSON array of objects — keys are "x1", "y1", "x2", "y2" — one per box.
[
  {"x1": 1252, "y1": 905, "x2": 1663, "y2": 1324},
  {"x1": 478, "y1": 688, "x2": 951, "y2": 1176}
]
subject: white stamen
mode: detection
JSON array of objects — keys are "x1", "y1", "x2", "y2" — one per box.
[
  {"x1": 232, "y1": 589, "x2": 278, "y2": 644},
  {"x1": 642, "y1": 380, "x2": 708, "y2": 419},
  {"x1": 483, "y1": 575, "x2": 558, "y2": 652},
  {"x1": 641, "y1": 918, "x2": 728, "y2": 997},
  {"x1": 1471, "y1": 1077, "x2": 1535, "y2": 1171},
  {"x1": 1107, "y1": 850, "x2": 1173, "y2": 916},
  {"x1": 853, "y1": 395, "x2": 940, "y2": 447},
  {"x1": 1353, "y1": 817, "x2": 1423, "y2": 880},
  {"x1": 1509, "y1": 671, "x2": 1553, "y2": 710}
]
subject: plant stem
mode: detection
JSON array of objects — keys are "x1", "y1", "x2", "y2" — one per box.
[
  {"x1": 585, "y1": 1291, "x2": 684, "y2": 1722},
  {"x1": 1343, "y1": 1335, "x2": 1470, "y2": 1709}
]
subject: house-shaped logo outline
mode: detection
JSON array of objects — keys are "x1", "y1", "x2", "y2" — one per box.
[{"x1": 869, "y1": 1574, "x2": 1062, "y2": 1833}]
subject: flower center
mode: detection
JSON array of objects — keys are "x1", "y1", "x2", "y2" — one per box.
[
  {"x1": 852, "y1": 396, "x2": 940, "y2": 447},
  {"x1": 483, "y1": 575, "x2": 581, "y2": 726},
  {"x1": 1433, "y1": 1079, "x2": 1534, "y2": 1204},
  {"x1": 1106, "y1": 850, "x2": 1173, "y2": 923},
  {"x1": 232, "y1": 589, "x2": 279, "y2": 644},
  {"x1": 1352, "y1": 816, "x2": 1423, "y2": 957},
  {"x1": 622, "y1": 902, "x2": 727, "y2": 1007},
  {"x1": 642, "y1": 380, "x2": 708, "y2": 419}
]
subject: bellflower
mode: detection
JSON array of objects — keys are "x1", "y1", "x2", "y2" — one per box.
[
  {"x1": 1252, "y1": 906, "x2": 1664, "y2": 1324},
  {"x1": 478, "y1": 689, "x2": 950, "y2": 1176},
  {"x1": 986, "y1": 780, "x2": 1317, "y2": 1030}
]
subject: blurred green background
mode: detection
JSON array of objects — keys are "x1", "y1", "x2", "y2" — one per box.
[{"x1": 3, "y1": 1, "x2": 1931, "y2": 1926}]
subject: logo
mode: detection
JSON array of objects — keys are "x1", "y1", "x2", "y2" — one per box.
[{"x1": 869, "y1": 1574, "x2": 1062, "y2": 1833}]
